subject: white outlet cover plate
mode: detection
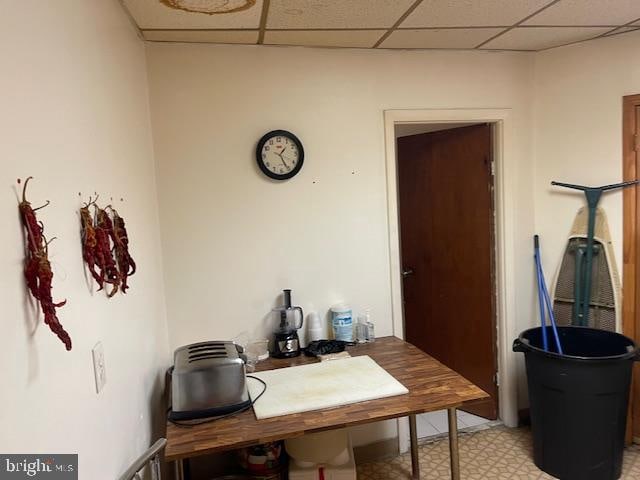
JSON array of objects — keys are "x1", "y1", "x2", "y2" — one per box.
[{"x1": 92, "y1": 341, "x2": 107, "y2": 394}]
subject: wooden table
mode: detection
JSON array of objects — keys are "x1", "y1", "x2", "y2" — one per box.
[{"x1": 166, "y1": 336, "x2": 488, "y2": 479}]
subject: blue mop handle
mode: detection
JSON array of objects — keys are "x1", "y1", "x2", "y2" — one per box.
[
  {"x1": 535, "y1": 235, "x2": 564, "y2": 355},
  {"x1": 534, "y1": 236, "x2": 548, "y2": 351},
  {"x1": 541, "y1": 272, "x2": 564, "y2": 355}
]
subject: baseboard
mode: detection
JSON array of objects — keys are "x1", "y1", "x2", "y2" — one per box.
[{"x1": 352, "y1": 437, "x2": 399, "y2": 464}]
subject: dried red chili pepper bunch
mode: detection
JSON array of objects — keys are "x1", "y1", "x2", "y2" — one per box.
[
  {"x1": 80, "y1": 202, "x2": 101, "y2": 287},
  {"x1": 19, "y1": 177, "x2": 71, "y2": 351},
  {"x1": 79, "y1": 198, "x2": 136, "y2": 296},
  {"x1": 109, "y1": 207, "x2": 136, "y2": 293}
]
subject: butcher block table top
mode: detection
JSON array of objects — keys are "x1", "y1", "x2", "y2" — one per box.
[{"x1": 164, "y1": 336, "x2": 488, "y2": 462}]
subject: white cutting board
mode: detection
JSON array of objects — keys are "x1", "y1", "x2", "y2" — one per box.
[{"x1": 247, "y1": 355, "x2": 409, "y2": 420}]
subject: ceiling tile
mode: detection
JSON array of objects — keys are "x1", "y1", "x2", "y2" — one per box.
[
  {"x1": 143, "y1": 30, "x2": 259, "y2": 43},
  {"x1": 481, "y1": 26, "x2": 610, "y2": 50},
  {"x1": 523, "y1": 0, "x2": 640, "y2": 26},
  {"x1": 380, "y1": 28, "x2": 504, "y2": 49},
  {"x1": 264, "y1": 30, "x2": 385, "y2": 48},
  {"x1": 266, "y1": 0, "x2": 415, "y2": 29},
  {"x1": 123, "y1": 0, "x2": 263, "y2": 29},
  {"x1": 401, "y1": 0, "x2": 550, "y2": 28}
]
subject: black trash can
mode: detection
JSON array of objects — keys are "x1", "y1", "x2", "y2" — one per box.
[{"x1": 513, "y1": 326, "x2": 639, "y2": 480}]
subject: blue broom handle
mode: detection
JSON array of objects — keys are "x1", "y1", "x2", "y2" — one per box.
[
  {"x1": 534, "y1": 236, "x2": 548, "y2": 351},
  {"x1": 536, "y1": 261, "x2": 549, "y2": 351},
  {"x1": 535, "y1": 235, "x2": 564, "y2": 355},
  {"x1": 540, "y1": 265, "x2": 564, "y2": 355}
]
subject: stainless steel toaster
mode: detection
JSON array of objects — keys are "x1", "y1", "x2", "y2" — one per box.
[{"x1": 169, "y1": 341, "x2": 250, "y2": 421}]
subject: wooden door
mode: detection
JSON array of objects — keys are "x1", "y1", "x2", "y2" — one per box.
[
  {"x1": 397, "y1": 124, "x2": 498, "y2": 419},
  {"x1": 623, "y1": 94, "x2": 640, "y2": 443}
]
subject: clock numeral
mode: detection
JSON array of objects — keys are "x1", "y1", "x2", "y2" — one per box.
[
  {"x1": 276, "y1": 137, "x2": 282, "y2": 143},
  {"x1": 269, "y1": 139, "x2": 274, "y2": 145},
  {"x1": 265, "y1": 161, "x2": 270, "y2": 167},
  {"x1": 265, "y1": 146, "x2": 270, "y2": 151}
]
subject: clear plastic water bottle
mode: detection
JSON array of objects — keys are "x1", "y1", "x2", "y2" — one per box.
[
  {"x1": 365, "y1": 310, "x2": 375, "y2": 342},
  {"x1": 355, "y1": 315, "x2": 368, "y2": 343}
]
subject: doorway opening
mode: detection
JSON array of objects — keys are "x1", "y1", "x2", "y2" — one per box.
[
  {"x1": 384, "y1": 109, "x2": 516, "y2": 453},
  {"x1": 395, "y1": 122, "x2": 498, "y2": 438}
]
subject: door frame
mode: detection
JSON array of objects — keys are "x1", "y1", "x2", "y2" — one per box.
[
  {"x1": 383, "y1": 109, "x2": 518, "y2": 452},
  {"x1": 622, "y1": 94, "x2": 640, "y2": 442}
]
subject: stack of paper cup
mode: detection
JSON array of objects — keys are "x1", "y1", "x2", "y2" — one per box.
[{"x1": 307, "y1": 311, "x2": 323, "y2": 342}]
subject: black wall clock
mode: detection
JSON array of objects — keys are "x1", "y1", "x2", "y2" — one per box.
[{"x1": 256, "y1": 130, "x2": 304, "y2": 180}]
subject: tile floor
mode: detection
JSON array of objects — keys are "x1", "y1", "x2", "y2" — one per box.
[
  {"x1": 416, "y1": 410, "x2": 490, "y2": 438},
  {"x1": 357, "y1": 425, "x2": 640, "y2": 479}
]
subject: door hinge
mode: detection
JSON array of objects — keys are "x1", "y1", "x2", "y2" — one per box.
[
  {"x1": 635, "y1": 134, "x2": 640, "y2": 152},
  {"x1": 494, "y1": 373, "x2": 499, "y2": 387},
  {"x1": 484, "y1": 156, "x2": 495, "y2": 176}
]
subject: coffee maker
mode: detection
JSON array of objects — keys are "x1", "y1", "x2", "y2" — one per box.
[{"x1": 272, "y1": 289, "x2": 304, "y2": 358}]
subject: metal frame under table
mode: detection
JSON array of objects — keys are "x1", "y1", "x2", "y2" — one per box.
[{"x1": 166, "y1": 336, "x2": 488, "y2": 480}]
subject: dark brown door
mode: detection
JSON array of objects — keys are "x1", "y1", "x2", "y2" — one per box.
[{"x1": 397, "y1": 124, "x2": 498, "y2": 419}]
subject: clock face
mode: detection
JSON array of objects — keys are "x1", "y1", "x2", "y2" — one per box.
[{"x1": 256, "y1": 130, "x2": 304, "y2": 180}]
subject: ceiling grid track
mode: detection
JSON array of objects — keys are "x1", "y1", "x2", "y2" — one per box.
[
  {"x1": 257, "y1": 0, "x2": 271, "y2": 44},
  {"x1": 117, "y1": 0, "x2": 144, "y2": 40},
  {"x1": 372, "y1": 0, "x2": 424, "y2": 48},
  {"x1": 538, "y1": 15, "x2": 640, "y2": 51},
  {"x1": 474, "y1": 0, "x2": 562, "y2": 49},
  {"x1": 598, "y1": 15, "x2": 640, "y2": 38},
  {"x1": 128, "y1": 0, "x2": 640, "y2": 51}
]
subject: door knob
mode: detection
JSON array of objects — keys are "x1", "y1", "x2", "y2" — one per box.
[{"x1": 402, "y1": 268, "x2": 414, "y2": 277}]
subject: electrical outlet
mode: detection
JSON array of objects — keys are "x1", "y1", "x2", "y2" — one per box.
[{"x1": 92, "y1": 342, "x2": 107, "y2": 394}]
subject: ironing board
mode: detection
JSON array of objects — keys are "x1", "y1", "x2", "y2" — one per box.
[{"x1": 552, "y1": 207, "x2": 621, "y2": 331}]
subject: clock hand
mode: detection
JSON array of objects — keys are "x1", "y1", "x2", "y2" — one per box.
[
  {"x1": 275, "y1": 149, "x2": 289, "y2": 168},
  {"x1": 282, "y1": 156, "x2": 295, "y2": 167},
  {"x1": 280, "y1": 148, "x2": 290, "y2": 168}
]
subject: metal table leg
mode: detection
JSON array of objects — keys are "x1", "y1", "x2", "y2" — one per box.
[
  {"x1": 409, "y1": 414, "x2": 420, "y2": 479},
  {"x1": 174, "y1": 459, "x2": 185, "y2": 480},
  {"x1": 447, "y1": 408, "x2": 461, "y2": 480}
]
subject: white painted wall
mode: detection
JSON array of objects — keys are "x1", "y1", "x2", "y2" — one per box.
[
  {"x1": 0, "y1": 2, "x2": 169, "y2": 478},
  {"x1": 533, "y1": 31, "x2": 640, "y2": 312},
  {"x1": 146, "y1": 43, "x2": 537, "y2": 441}
]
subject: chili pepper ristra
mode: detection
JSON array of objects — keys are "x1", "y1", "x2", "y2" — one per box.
[
  {"x1": 80, "y1": 199, "x2": 102, "y2": 289},
  {"x1": 108, "y1": 206, "x2": 136, "y2": 293},
  {"x1": 94, "y1": 206, "x2": 121, "y2": 297},
  {"x1": 18, "y1": 177, "x2": 71, "y2": 351}
]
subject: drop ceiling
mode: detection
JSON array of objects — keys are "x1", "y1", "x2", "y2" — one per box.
[{"x1": 121, "y1": 0, "x2": 640, "y2": 51}]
